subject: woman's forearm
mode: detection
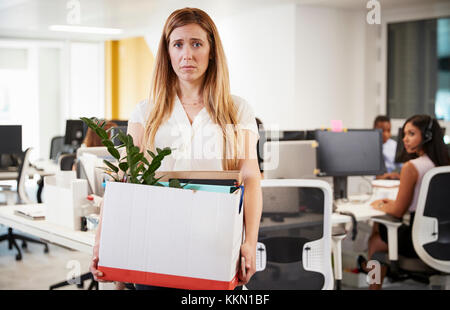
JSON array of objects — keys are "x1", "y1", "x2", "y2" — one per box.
[{"x1": 243, "y1": 175, "x2": 262, "y2": 246}]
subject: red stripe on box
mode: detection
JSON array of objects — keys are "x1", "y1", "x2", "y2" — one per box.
[{"x1": 98, "y1": 265, "x2": 239, "y2": 290}]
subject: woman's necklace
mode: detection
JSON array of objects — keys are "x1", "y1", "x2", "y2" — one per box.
[{"x1": 181, "y1": 99, "x2": 203, "y2": 107}]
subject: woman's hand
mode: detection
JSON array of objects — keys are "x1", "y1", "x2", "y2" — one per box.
[
  {"x1": 237, "y1": 241, "x2": 256, "y2": 286},
  {"x1": 89, "y1": 245, "x2": 112, "y2": 283},
  {"x1": 370, "y1": 199, "x2": 394, "y2": 211}
]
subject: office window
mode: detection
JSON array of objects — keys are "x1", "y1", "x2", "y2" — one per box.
[
  {"x1": 0, "y1": 47, "x2": 39, "y2": 158},
  {"x1": 0, "y1": 40, "x2": 104, "y2": 160},
  {"x1": 387, "y1": 17, "x2": 450, "y2": 121}
]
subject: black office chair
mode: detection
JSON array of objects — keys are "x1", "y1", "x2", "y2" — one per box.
[
  {"x1": 371, "y1": 166, "x2": 450, "y2": 288},
  {"x1": 0, "y1": 148, "x2": 49, "y2": 260},
  {"x1": 50, "y1": 136, "x2": 66, "y2": 161},
  {"x1": 59, "y1": 154, "x2": 76, "y2": 171}
]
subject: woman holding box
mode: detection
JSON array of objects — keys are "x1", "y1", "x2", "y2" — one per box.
[
  {"x1": 90, "y1": 7, "x2": 262, "y2": 290},
  {"x1": 361, "y1": 115, "x2": 449, "y2": 289}
]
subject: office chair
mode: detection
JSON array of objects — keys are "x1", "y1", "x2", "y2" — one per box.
[
  {"x1": 371, "y1": 166, "x2": 450, "y2": 288},
  {"x1": 245, "y1": 179, "x2": 334, "y2": 290},
  {"x1": 59, "y1": 154, "x2": 76, "y2": 171},
  {"x1": 0, "y1": 148, "x2": 49, "y2": 260},
  {"x1": 37, "y1": 136, "x2": 71, "y2": 202},
  {"x1": 50, "y1": 136, "x2": 66, "y2": 161}
]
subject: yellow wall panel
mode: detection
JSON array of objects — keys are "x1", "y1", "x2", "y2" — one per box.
[{"x1": 105, "y1": 37, "x2": 154, "y2": 121}]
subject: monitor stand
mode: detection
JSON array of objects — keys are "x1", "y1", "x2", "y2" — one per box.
[{"x1": 333, "y1": 176, "x2": 348, "y2": 200}]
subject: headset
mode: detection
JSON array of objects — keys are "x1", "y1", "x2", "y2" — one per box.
[
  {"x1": 422, "y1": 116, "x2": 434, "y2": 144},
  {"x1": 410, "y1": 116, "x2": 434, "y2": 152}
]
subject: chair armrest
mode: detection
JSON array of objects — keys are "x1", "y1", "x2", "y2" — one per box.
[{"x1": 371, "y1": 215, "x2": 402, "y2": 261}]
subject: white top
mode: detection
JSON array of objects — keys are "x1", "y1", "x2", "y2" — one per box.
[
  {"x1": 408, "y1": 154, "x2": 435, "y2": 212},
  {"x1": 129, "y1": 95, "x2": 258, "y2": 171},
  {"x1": 383, "y1": 138, "x2": 401, "y2": 173}
]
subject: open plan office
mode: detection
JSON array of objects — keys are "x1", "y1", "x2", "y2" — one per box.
[{"x1": 0, "y1": 0, "x2": 449, "y2": 296}]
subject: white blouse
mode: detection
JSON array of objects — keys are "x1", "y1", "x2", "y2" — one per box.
[{"x1": 128, "y1": 95, "x2": 259, "y2": 171}]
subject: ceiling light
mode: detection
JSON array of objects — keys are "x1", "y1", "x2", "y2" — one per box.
[{"x1": 49, "y1": 25, "x2": 123, "y2": 35}]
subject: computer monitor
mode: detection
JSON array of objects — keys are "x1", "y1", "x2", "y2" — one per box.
[
  {"x1": 315, "y1": 129, "x2": 384, "y2": 199},
  {"x1": 280, "y1": 131, "x2": 305, "y2": 141},
  {"x1": 0, "y1": 125, "x2": 22, "y2": 154},
  {"x1": 76, "y1": 147, "x2": 116, "y2": 196},
  {"x1": 265, "y1": 130, "x2": 305, "y2": 142},
  {"x1": 263, "y1": 140, "x2": 317, "y2": 179},
  {"x1": 110, "y1": 126, "x2": 128, "y2": 146},
  {"x1": 64, "y1": 120, "x2": 85, "y2": 146},
  {"x1": 110, "y1": 119, "x2": 128, "y2": 127},
  {"x1": 305, "y1": 130, "x2": 316, "y2": 140}
]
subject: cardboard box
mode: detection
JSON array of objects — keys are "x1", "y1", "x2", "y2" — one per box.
[
  {"x1": 97, "y1": 181, "x2": 244, "y2": 290},
  {"x1": 155, "y1": 170, "x2": 242, "y2": 184}
]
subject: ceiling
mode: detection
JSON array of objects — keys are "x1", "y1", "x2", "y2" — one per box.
[{"x1": 0, "y1": 0, "x2": 447, "y2": 41}]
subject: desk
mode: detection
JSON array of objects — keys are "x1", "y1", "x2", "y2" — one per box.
[
  {"x1": 0, "y1": 160, "x2": 58, "y2": 181},
  {"x1": 334, "y1": 199, "x2": 386, "y2": 221},
  {"x1": 32, "y1": 159, "x2": 59, "y2": 176},
  {"x1": 0, "y1": 204, "x2": 94, "y2": 254}
]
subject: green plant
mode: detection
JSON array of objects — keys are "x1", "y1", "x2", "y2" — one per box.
[{"x1": 80, "y1": 117, "x2": 188, "y2": 189}]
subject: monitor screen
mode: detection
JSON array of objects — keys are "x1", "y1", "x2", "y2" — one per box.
[
  {"x1": 315, "y1": 129, "x2": 384, "y2": 177},
  {"x1": 110, "y1": 120, "x2": 128, "y2": 127},
  {"x1": 64, "y1": 120, "x2": 85, "y2": 146},
  {"x1": 0, "y1": 125, "x2": 22, "y2": 154},
  {"x1": 110, "y1": 126, "x2": 128, "y2": 146},
  {"x1": 280, "y1": 131, "x2": 305, "y2": 141}
]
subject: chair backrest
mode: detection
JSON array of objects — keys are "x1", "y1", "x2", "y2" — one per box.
[
  {"x1": 50, "y1": 136, "x2": 65, "y2": 160},
  {"x1": 59, "y1": 153, "x2": 76, "y2": 171},
  {"x1": 245, "y1": 179, "x2": 333, "y2": 290},
  {"x1": 412, "y1": 166, "x2": 450, "y2": 273},
  {"x1": 17, "y1": 147, "x2": 33, "y2": 204}
]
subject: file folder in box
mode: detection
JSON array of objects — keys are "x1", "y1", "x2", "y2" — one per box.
[{"x1": 97, "y1": 181, "x2": 244, "y2": 290}]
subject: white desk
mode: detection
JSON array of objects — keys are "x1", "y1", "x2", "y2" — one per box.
[
  {"x1": 32, "y1": 159, "x2": 59, "y2": 176},
  {"x1": 0, "y1": 204, "x2": 94, "y2": 254},
  {"x1": 0, "y1": 160, "x2": 58, "y2": 181},
  {"x1": 334, "y1": 199, "x2": 386, "y2": 221}
]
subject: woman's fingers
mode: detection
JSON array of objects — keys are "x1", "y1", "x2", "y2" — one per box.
[{"x1": 90, "y1": 256, "x2": 105, "y2": 281}]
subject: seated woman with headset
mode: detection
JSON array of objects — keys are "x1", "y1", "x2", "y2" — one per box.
[{"x1": 360, "y1": 114, "x2": 449, "y2": 289}]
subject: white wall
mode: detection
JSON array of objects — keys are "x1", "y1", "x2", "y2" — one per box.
[
  {"x1": 294, "y1": 5, "x2": 367, "y2": 130},
  {"x1": 217, "y1": 4, "x2": 295, "y2": 130}
]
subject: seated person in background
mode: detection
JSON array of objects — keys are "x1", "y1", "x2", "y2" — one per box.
[
  {"x1": 373, "y1": 115, "x2": 401, "y2": 180},
  {"x1": 360, "y1": 115, "x2": 449, "y2": 289},
  {"x1": 72, "y1": 120, "x2": 118, "y2": 171},
  {"x1": 82, "y1": 121, "x2": 118, "y2": 147}
]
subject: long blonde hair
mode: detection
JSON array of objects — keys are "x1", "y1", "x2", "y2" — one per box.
[{"x1": 142, "y1": 7, "x2": 241, "y2": 170}]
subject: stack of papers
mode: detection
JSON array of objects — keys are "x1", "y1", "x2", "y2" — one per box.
[
  {"x1": 14, "y1": 205, "x2": 46, "y2": 220},
  {"x1": 371, "y1": 180, "x2": 400, "y2": 188}
]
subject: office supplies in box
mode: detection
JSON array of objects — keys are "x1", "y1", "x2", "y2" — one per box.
[
  {"x1": 43, "y1": 171, "x2": 88, "y2": 230},
  {"x1": 97, "y1": 176, "x2": 244, "y2": 290}
]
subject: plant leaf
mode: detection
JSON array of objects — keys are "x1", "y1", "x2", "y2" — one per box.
[
  {"x1": 119, "y1": 162, "x2": 129, "y2": 172},
  {"x1": 103, "y1": 160, "x2": 118, "y2": 173},
  {"x1": 102, "y1": 139, "x2": 114, "y2": 148},
  {"x1": 169, "y1": 179, "x2": 181, "y2": 188},
  {"x1": 107, "y1": 147, "x2": 120, "y2": 160},
  {"x1": 147, "y1": 150, "x2": 156, "y2": 159}
]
